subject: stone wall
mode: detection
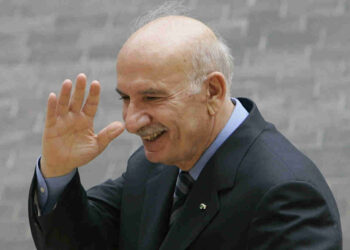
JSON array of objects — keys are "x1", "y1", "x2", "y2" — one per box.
[{"x1": 0, "y1": 0, "x2": 349, "y2": 248}]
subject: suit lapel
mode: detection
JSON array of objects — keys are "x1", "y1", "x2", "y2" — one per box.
[{"x1": 137, "y1": 165, "x2": 178, "y2": 250}]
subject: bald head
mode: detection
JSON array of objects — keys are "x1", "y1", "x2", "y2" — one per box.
[
  {"x1": 117, "y1": 15, "x2": 234, "y2": 96},
  {"x1": 125, "y1": 16, "x2": 217, "y2": 49},
  {"x1": 118, "y1": 16, "x2": 218, "y2": 83}
]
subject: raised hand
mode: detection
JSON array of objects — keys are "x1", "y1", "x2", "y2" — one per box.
[{"x1": 41, "y1": 73, "x2": 124, "y2": 178}]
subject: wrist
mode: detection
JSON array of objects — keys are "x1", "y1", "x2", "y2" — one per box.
[{"x1": 40, "y1": 157, "x2": 75, "y2": 178}]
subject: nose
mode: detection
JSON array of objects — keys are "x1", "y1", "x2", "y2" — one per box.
[{"x1": 123, "y1": 102, "x2": 151, "y2": 134}]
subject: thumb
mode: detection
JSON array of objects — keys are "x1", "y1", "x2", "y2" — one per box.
[{"x1": 97, "y1": 121, "x2": 125, "y2": 152}]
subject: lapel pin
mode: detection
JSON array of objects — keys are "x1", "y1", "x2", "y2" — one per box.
[{"x1": 199, "y1": 203, "x2": 207, "y2": 210}]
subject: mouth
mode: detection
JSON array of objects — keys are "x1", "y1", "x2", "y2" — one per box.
[{"x1": 141, "y1": 130, "x2": 167, "y2": 142}]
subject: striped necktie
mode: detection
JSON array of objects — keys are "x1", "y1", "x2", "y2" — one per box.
[{"x1": 169, "y1": 171, "x2": 194, "y2": 225}]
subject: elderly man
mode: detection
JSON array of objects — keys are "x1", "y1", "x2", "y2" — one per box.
[{"x1": 28, "y1": 14, "x2": 342, "y2": 249}]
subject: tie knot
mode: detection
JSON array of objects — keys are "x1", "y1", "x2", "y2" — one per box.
[
  {"x1": 175, "y1": 171, "x2": 194, "y2": 198},
  {"x1": 179, "y1": 171, "x2": 194, "y2": 186}
]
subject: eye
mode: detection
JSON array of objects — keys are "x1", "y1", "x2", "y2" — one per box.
[
  {"x1": 144, "y1": 96, "x2": 160, "y2": 101},
  {"x1": 119, "y1": 95, "x2": 130, "y2": 101}
]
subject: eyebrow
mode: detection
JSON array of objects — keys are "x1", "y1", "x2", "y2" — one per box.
[
  {"x1": 115, "y1": 88, "x2": 168, "y2": 96},
  {"x1": 140, "y1": 88, "x2": 168, "y2": 95},
  {"x1": 115, "y1": 88, "x2": 126, "y2": 96}
]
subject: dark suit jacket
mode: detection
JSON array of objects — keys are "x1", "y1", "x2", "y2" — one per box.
[{"x1": 28, "y1": 98, "x2": 342, "y2": 249}]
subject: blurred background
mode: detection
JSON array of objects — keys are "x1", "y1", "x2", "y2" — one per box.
[{"x1": 0, "y1": 0, "x2": 349, "y2": 248}]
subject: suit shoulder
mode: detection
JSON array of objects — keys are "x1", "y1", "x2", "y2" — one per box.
[
  {"x1": 242, "y1": 125, "x2": 321, "y2": 183},
  {"x1": 235, "y1": 125, "x2": 335, "y2": 205}
]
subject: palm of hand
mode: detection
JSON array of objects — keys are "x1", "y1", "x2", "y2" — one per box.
[
  {"x1": 41, "y1": 74, "x2": 124, "y2": 177},
  {"x1": 43, "y1": 113, "x2": 98, "y2": 171}
]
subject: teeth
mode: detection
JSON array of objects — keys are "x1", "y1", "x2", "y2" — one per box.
[{"x1": 142, "y1": 131, "x2": 164, "y2": 141}]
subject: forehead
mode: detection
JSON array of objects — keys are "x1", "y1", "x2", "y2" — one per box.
[
  {"x1": 117, "y1": 39, "x2": 191, "y2": 77},
  {"x1": 117, "y1": 48, "x2": 191, "y2": 95},
  {"x1": 117, "y1": 68, "x2": 188, "y2": 96}
]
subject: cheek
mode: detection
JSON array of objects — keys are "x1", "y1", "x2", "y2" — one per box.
[
  {"x1": 157, "y1": 97, "x2": 207, "y2": 138},
  {"x1": 177, "y1": 108, "x2": 209, "y2": 140}
]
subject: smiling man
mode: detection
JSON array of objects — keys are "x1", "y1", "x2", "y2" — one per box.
[
  {"x1": 28, "y1": 11, "x2": 342, "y2": 250},
  {"x1": 116, "y1": 16, "x2": 234, "y2": 170}
]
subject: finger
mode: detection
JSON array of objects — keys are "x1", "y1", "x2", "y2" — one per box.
[
  {"x1": 82, "y1": 80, "x2": 100, "y2": 118},
  {"x1": 97, "y1": 121, "x2": 125, "y2": 153},
  {"x1": 45, "y1": 93, "x2": 57, "y2": 128},
  {"x1": 56, "y1": 79, "x2": 72, "y2": 116},
  {"x1": 69, "y1": 73, "x2": 87, "y2": 113}
]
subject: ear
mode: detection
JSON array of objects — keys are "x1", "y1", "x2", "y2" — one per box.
[{"x1": 205, "y1": 72, "x2": 227, "y2": 116}]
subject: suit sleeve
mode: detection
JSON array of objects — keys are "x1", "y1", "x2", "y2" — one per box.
[
  {"x1": 247, "y1": 181, "x2": 342, "y2": 250},
  {"x1": 35, "y1": 157, "x2": 77, "y2": 214},
  {"x1": 28, "y1": 169, "x2": 125, "y2": 250}
]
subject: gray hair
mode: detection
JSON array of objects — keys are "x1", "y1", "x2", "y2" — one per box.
[
  {"x1": 132, "y1": 1, "x2": 234, "y2": 97},
  {"x1": 190, "y1": 37, "x2": 234, "y2": 96},
  {"x1": 132, "y1": 1, "x2": 190, "y2": 31}
]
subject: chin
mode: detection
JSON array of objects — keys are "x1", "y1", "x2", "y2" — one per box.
[
  {"x1": 144, "y1": 150, "x2": 174, "y2": 166},
  {"x1": 144, "y1": 150, "x2": 163, "y2": 163}
]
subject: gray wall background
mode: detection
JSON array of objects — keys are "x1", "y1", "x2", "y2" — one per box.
[{"x1": 0, "y1": 0, "x2": 349, "y2": 248}]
